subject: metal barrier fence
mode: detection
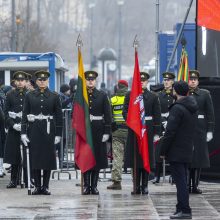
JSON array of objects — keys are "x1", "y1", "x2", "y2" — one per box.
[{"x1": 52, "y1": 109, "x2": 78, "y2": 180}]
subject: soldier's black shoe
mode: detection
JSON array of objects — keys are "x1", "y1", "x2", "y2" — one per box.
[
  {"x1": 170, "y1": 211, "x2": 192, "y2": 219},
  {"x1": 152, "y1": 179, "x2": 160, "y2": 184},
  {"x1": 41, "y1": 187, "x2": 51, "y2": 195},
  {"x1": 91, "y1": 187, "x2": 99, "y2": 195},
  {"x1": 82, "y1": 186, "x2": 91, "y2": 195},
  {"x1": 32, "y1": 187, "x2": 41, "y2": 195},
  {"x1": 142, "y1": 186, "x2": 149, "y2": 195},
  {"x1": 192, "y1": 187, "x2": 202, "y2": 194},
  {"x1": 131, "y1": 186, "x2": 141, "y2": 195},
  {"x1": 6, "y1": 181, "x2": 17, "y2": 188}
]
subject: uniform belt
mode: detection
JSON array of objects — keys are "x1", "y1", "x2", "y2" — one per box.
[
  {"x1": 27, "y1": 113, "x2": 53, "y2": 134},
  {"x1": 90, "y1": 114, "x2": 103, "y2": 121},
  {"x1": 145, "y1": 116, "x2": 153, "y2": 121},
  {"x1": 198, "y1": 114, "x2": 204, "y2": 119},
  {"x1": 8, "y1": 111, "x2": 22, "y2": 119},
  {"x1": 161, "y1": 112, "x2": 169, "y2": 118}
]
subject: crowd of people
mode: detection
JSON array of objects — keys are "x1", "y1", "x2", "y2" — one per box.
[{"x1": 0, "y1": 68, "x2": 215, "y2": 219}]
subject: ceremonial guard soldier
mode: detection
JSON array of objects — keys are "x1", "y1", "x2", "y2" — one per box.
[
  {"x1": 154, "y1": 72, "x2": 175, "y2": 184},
  {"x1": 0, "y1": 106, "x2": 5, "y2": 177},
  {"x1": 4, "y1": 71, "x2": 28, "y2": 187},
  {"x1": 123, "y1": 72, "x2": 161, "y2": 194},
  {"x1": 21, "y1": 70, "x2": 63, "y2": 195},
  {"x1": 82, "y1": 71, "x2": 111, "y2": 195},
  {"x1": 188, "y1": 70, "x2": 215, "y2": 194}
]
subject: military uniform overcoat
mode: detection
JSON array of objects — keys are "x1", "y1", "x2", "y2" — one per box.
[
  {"x1": 155, "y1": 89, "x2": 175, "y2": 162},
  {"x1": 0, "y1": 107, "x2": 5, "y2": 158},
  {"x1": 88, "y1": 88, "x2": 111, "y2": 170},
  {"x1": 21, "y1": 88, "x2": 62, "y2": 170},
  {"x1": 4, "y1": 88, "x2": 27, "y2": 164},
  {"x1": 123, "y1": 89, "x2": 161, "y2": 170},
  {"x1": 189, "y1": 88, "x2": 215, "y2": 168}
]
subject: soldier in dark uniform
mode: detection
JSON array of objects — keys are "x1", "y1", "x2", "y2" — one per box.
[
  {"x1": 4, "y1": 71, "x2": 28, "y2": 188},
  {"x1": 0, "y1": 106, "x2": 5, "y2": 177},
  {"x1": 188, "y1": 70, "x2": 215, "y2": 194},
  {"x1": 21, "y1": 70, "x2": 63, "y2": 195},
  {"x1": 82, "y1": 71, "x2": 111, "y2": 195},
  {"x1": 123, "y1": 72, "x2": 161, "y2": 195},
  {"x1": 154, "y1": 72, "x2": 175, "y2": 184}
]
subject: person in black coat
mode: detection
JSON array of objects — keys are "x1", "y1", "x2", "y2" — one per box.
[
  {"x1": 4, "y1": 71, "x2": 29, "y2": 188},
  {"x1": 160, "y1": 81, "x2": 198, "y2": 219},
  {"x1": 123, "y1": 72, "x2": 161, "y2": 195},
  {"x1": 154, "y1": 72, "x2": 175, "y2": 184},
  {"x1": 81, "y1": 71, "x2": 111, "y2": 195},
  {"x1": 188, "y1": 70, "x2": 215, "y2": 194},
  {"x1": 21, "y1": 70, "x2": 63, "y2": 195},
  {"x1": 0, "y1": 106, "x2": 5, "y2": 177}
]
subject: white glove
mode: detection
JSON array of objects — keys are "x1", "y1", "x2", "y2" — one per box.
[
  {"x1": 206, "y1": 132, "x2": 213, "y2": 142},
  {"x1": 102, "y1": 134, "x2": 110, "y2": 142},
  {"x1": 153, "y1": 135, "x2": 160, "y2": 143},
  {"x1": 13, "y1": 124, "x2": 21, "y2": 131},
  {"x1": 21, "y1": 134, "x2": 30, "y2": 147},
  {"x1": 162, "y1": 121, "x2": 167, "y2": 129},
  {"x1": 54, "y1": 136, "x2": 61, "y2": 144}
]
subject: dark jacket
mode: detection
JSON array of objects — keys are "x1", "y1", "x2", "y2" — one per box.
[
  {"x1": 88, "y1": 88, "x2": 112, "y2": 170},
  {"x1": 21, "y1": 87, "x2": 63, "y2": 170},
  {"x1": 4, "y1": 88, "x2": 27, "y2": 165},
  {"x1": 123, "y1": 89, "x2": 161, "y2": 169},
  {"x1": 0, "y1": 107, "x2": 5, "y2": 158},
  {"x1": 189, "y1": 88, "x2": 215, "y2": 168},
  {"x1": 160, "y1": 96, "x2": 198, "y2": 163}
]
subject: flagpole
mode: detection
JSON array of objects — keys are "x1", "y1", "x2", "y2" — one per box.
[
  {"x1": 76, "y1": 34, "x2": 84, "y2": 195},
  {"x1": 132, "y1": 35, "x2": 139, "y2": 195}
]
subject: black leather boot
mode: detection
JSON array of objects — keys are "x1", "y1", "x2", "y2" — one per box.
[
  {"x1": 153, "y1": 163, "x2": 161, "y2": 184},
  {"x1": 7, "y1": 165, "x2": 19, "y2": 188},
  {"x1": 32, "y1": 169, "x2": 41, "y2": 195},
  {"x1": 82, "y1": 171, "x2": 91, "y2": 195},
  {"x1": 192, "y1": 168, "x2": 202, "y2": 194},
  {"x1": 141, "y1": 169, "x2": 149, "y2": 195},
  {"x1": 41, "y1": 170, "x2": 51, "y2": 195},
  {"x1": 131, "y1": 168, "x2": 141, "y2": 195},
  {"x1": 91, "y1": 170, "x2": 99, "y2": 195}
]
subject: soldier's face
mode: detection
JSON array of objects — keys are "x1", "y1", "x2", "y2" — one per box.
[
  {"x1": 188, "y1": 78, "x2": 199, "y2": 89},
  {"x1": 163, "y1": 78, "x2": 174, "y2": 89},
  {"x1": 86, "y1": 78, "x2": 96, "y2": 89},
  {"x1": 15, "y1": 79, "x2": 26, "y2": 89},
  {"x1": 141, "y1": 80, "x2": 148, "y2": 89},
  {"x1": 36, "y1": 78, "x2": 49, "y2": 89}
]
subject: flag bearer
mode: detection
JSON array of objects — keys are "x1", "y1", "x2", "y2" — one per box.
[{"x1": 123, "y1": 72, "x2": 161, "y2": 195}]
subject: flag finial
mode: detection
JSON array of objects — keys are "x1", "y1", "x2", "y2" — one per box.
[
  {"x1": 133, "y1": 35, "x2": 139, "y2": 49},
  {"x1": 76, "y1": 34, "x2": 83, "y2": 48}
]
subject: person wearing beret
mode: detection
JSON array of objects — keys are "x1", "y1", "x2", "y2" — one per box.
[
  {"x1": 4, "y1": 71, "x2": 29, "y2": 188},
  {"x1": 160, "y1": 80, "x2": 198, "y2": 219},
  {"x1": 123, "y1": 72, "x2": 161, "y2": 195},
  {"x1": 107, "y1": 79, "x2": 128, "y2": 190},
  {"x1": 153, "y1": 72, "x2": 175, "y2": 184},
  {"x1": 21, "y1": 70, "x2": 63, "y2": 195},
  {"x1": 82, "y1": 70, "x2": 111, "y2": 195},
  {"x1": 188, "y1": 70, "x2": 215, "y2": 194}
]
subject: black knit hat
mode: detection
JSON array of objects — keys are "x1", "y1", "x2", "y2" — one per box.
[
  {"x1": 173, "y1": 80, "x2": 189, "y2": 96},
  {"x1": 60, "y1": 84, "x2": 70, "y2": 93}
]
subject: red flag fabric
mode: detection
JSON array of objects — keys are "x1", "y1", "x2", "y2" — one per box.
[{"x1": 126, "y1": 50, "x2": 150, "y2": 172}]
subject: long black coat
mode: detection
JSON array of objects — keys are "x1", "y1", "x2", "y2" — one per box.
[
  {"x1": 4, "y1": 88, "x2": 27, "y2": 165},
  {"x1": 189, "y1": 88, "x2": 215, "y2": 168},
  {"x1": 123, "y1": 89, "x2": 161, "y2": 170},
  {"x1": 160, "y1": 96, "x2": 198, "y2": 163},
  {"x1": 21, "y1": 88, "x2": 62, "y2": 170},
  {"x1": 88, "y1": 88, "x2": 111, "y2": 170},
  {"x1": 156, "y1": 89, "x2": 175, "y2": 162},
  {"x1": 0, "y1": 107, "x2": 5, "y2": 158}
]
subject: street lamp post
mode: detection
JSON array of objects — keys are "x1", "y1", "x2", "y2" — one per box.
[
  {"x1": 89, "y1": 2, "x2": 95, "y2": 69},
  {"x1": 117, "y1": 0, "x2": 124, "y2": 80}
]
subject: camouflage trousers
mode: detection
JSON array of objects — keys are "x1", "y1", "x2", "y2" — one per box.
[{"x1": 111, "y1": 137, "x2": 125, "y2": 182}]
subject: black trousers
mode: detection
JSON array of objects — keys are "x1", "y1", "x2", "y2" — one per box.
[{"x1": 170, "y1": 162, "x2": 191, "y2": 214}]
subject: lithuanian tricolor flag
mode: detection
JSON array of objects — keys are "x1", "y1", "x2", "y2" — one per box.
[
  {"x1": 177, "y1": 47, "x2": 190, "y2": 82},
  {"x1": 72, "y1": 48, "x2": 96, "y2": 173}
]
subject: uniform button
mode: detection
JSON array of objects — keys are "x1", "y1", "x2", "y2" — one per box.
[
  {"x1": 41, "y1": 106, "x2": 43, "y2": 108},
  {"x1": 20, "y1": 105, "x2": 22, "y2": 107},
  {"x1": 20, "y1": 99, "x2": 22, "y2": 101},
  {"x1": 41, "y1": 100, "x2": 43, "y2": 102},
  {"x1": 41, "y1": 94, "x2": 43, "y2": 96},
  {"x1": 90, "y1": 107, "x2": 92, "y2": 109},
  {"x1": 90, "y1": 100, "x2": 92, "y2": 103}
]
